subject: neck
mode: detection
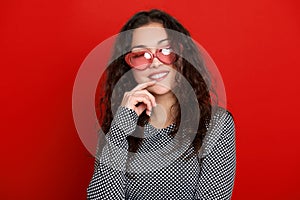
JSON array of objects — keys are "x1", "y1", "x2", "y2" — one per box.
[{"x1": 150, "y1": 91, "x2": 177, "y2": 129}]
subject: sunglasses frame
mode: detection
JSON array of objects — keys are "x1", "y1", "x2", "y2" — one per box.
[{"x1": 125, "y1": 47, "x2": 178, "y2": 70}]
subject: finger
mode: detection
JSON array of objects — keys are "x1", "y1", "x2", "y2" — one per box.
[
  {"x1": 136, "y1": 103, "x2": 148, "y2": 116},
  {"x1": 122, "y1": 92, "x2": 152, "y2": 111},
  {"x1": 133, "y1": 90, "x2": 156, "y2": 107},
  {"x1": 133, "y1": 96, "x2": 152, "y2": 115},
  {"x1": 131, "y1": 80, "x2": 157, "y2": 92}
]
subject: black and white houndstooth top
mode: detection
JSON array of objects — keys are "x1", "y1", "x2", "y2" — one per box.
[{"x1": 87, "y1": 106, "x2": 236, "y2": 199}]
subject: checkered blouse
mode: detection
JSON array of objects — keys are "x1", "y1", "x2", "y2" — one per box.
[{"x1": 87, "y1": 106, "x2": 236, "y2": 199}]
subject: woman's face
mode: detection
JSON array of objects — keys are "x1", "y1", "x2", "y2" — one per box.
[{"x1": 130, "y1": 22, "x2": 178, "y2": 95}]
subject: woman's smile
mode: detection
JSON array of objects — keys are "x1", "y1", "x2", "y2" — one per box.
[{"x1": 148, "y1": 70, "x2": 169, "y2": 81}]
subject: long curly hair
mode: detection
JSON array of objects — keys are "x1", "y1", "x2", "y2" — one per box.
[{"x1": 97, "y1": 9, "x2": 214, "y2": 158}]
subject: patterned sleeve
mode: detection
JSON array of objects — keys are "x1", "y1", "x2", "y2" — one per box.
[
  {"x1": 194, "y1": 109, "x2": 236, "y2": 199},
  {"x1": 87, "y1": 106, "x2": 138, "y2": 200}
]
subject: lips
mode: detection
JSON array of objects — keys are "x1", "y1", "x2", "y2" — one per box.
[{"x1": 148, "y1": 71, "x2": 169, "y2": 81}]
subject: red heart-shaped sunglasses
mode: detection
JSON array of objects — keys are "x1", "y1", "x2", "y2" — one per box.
[{"x1": 125, "y1": 47, "x2": 178, "y2": 70}]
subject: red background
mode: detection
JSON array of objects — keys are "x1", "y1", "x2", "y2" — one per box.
[{"x1": 1, "y1": 0, "x2": 300, "y2": 199}]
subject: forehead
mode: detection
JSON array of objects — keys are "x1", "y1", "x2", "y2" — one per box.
[{"x1": 131, "y1": 23, "x2": 169, "y2": 48}]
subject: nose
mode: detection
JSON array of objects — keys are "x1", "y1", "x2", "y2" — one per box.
[{"x1": 149, "y1": 57, "x2": 161, "y2": 69}]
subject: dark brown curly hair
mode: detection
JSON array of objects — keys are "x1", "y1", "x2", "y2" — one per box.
[{"x1": 96, "y1": 9, "x2": 214, "y2": 158}]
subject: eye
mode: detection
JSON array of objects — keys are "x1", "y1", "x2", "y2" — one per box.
[
  {"x1": 131, "y1": 51, "x2": 146, "y2": 58},
  {"x1": 160, "y1": 48, "x2": 172, "y2": 55}
]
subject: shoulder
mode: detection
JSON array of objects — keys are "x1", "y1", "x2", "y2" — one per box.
[
  {"x1": 199, "y1": 107, "x2": 235, "y2": 158},
  {"x1": 209, "y1": 107, "x2": 235, "y2": 133},
  {"x1": 212, "y1": 106, "x2": 234, "y2": 122}
]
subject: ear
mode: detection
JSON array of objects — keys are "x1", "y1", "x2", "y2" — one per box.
[
  {"x1": 179, "y1": 43, "x2": 183, "y2": 53},
  {"x1": 174, "y1": 42, "x2": 184, "y2": 55}
]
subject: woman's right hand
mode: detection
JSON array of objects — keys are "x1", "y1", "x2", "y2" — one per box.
[{"x1": 121, "y1": 81, "x2": 157, "y2": 116}]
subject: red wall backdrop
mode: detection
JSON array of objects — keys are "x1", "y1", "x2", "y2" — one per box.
[{"x1": 1, "y1": 0, "x2": 299, "y2": 199}]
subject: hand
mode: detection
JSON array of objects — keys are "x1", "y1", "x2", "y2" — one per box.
[{"x1": 121, "y1": 81, "x2": 157, "y2": 116}]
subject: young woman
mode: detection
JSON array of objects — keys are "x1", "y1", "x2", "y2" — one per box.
[{"x1": 87, "y1": 9, "x2": 236, "y2": 200}]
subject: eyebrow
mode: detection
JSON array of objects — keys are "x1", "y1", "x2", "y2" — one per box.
[{"x1": 131, "y1": 38, "x2": 170, "y2": 50}]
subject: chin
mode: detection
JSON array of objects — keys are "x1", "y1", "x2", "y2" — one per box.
[{"x1": 148, "y1": 85, "x2": 172, "y2": 95}]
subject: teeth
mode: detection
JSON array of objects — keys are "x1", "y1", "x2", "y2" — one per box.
[{"x1": 149, "y1": 72, "x2": 168, "y2": 79}]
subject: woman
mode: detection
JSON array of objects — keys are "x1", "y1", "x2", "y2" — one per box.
[{"x1": 87, "y1": 9, "x2": 236, "y2": 199}]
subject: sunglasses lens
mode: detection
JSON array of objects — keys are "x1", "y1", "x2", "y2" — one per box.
[
  {"x1": 157, "y1": 48, "x2": 177, "y2": 64},
  {"x1": 125, "y1": 51, "x2": 152, "y2": 69}
]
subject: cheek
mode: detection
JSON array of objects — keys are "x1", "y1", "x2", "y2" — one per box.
[
  {"x1": 132, "y1": 70, "x2": 147, "y2": 83},
  {"x1": 167, "y1": 71, "x2": 178, "y2": 86}
]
